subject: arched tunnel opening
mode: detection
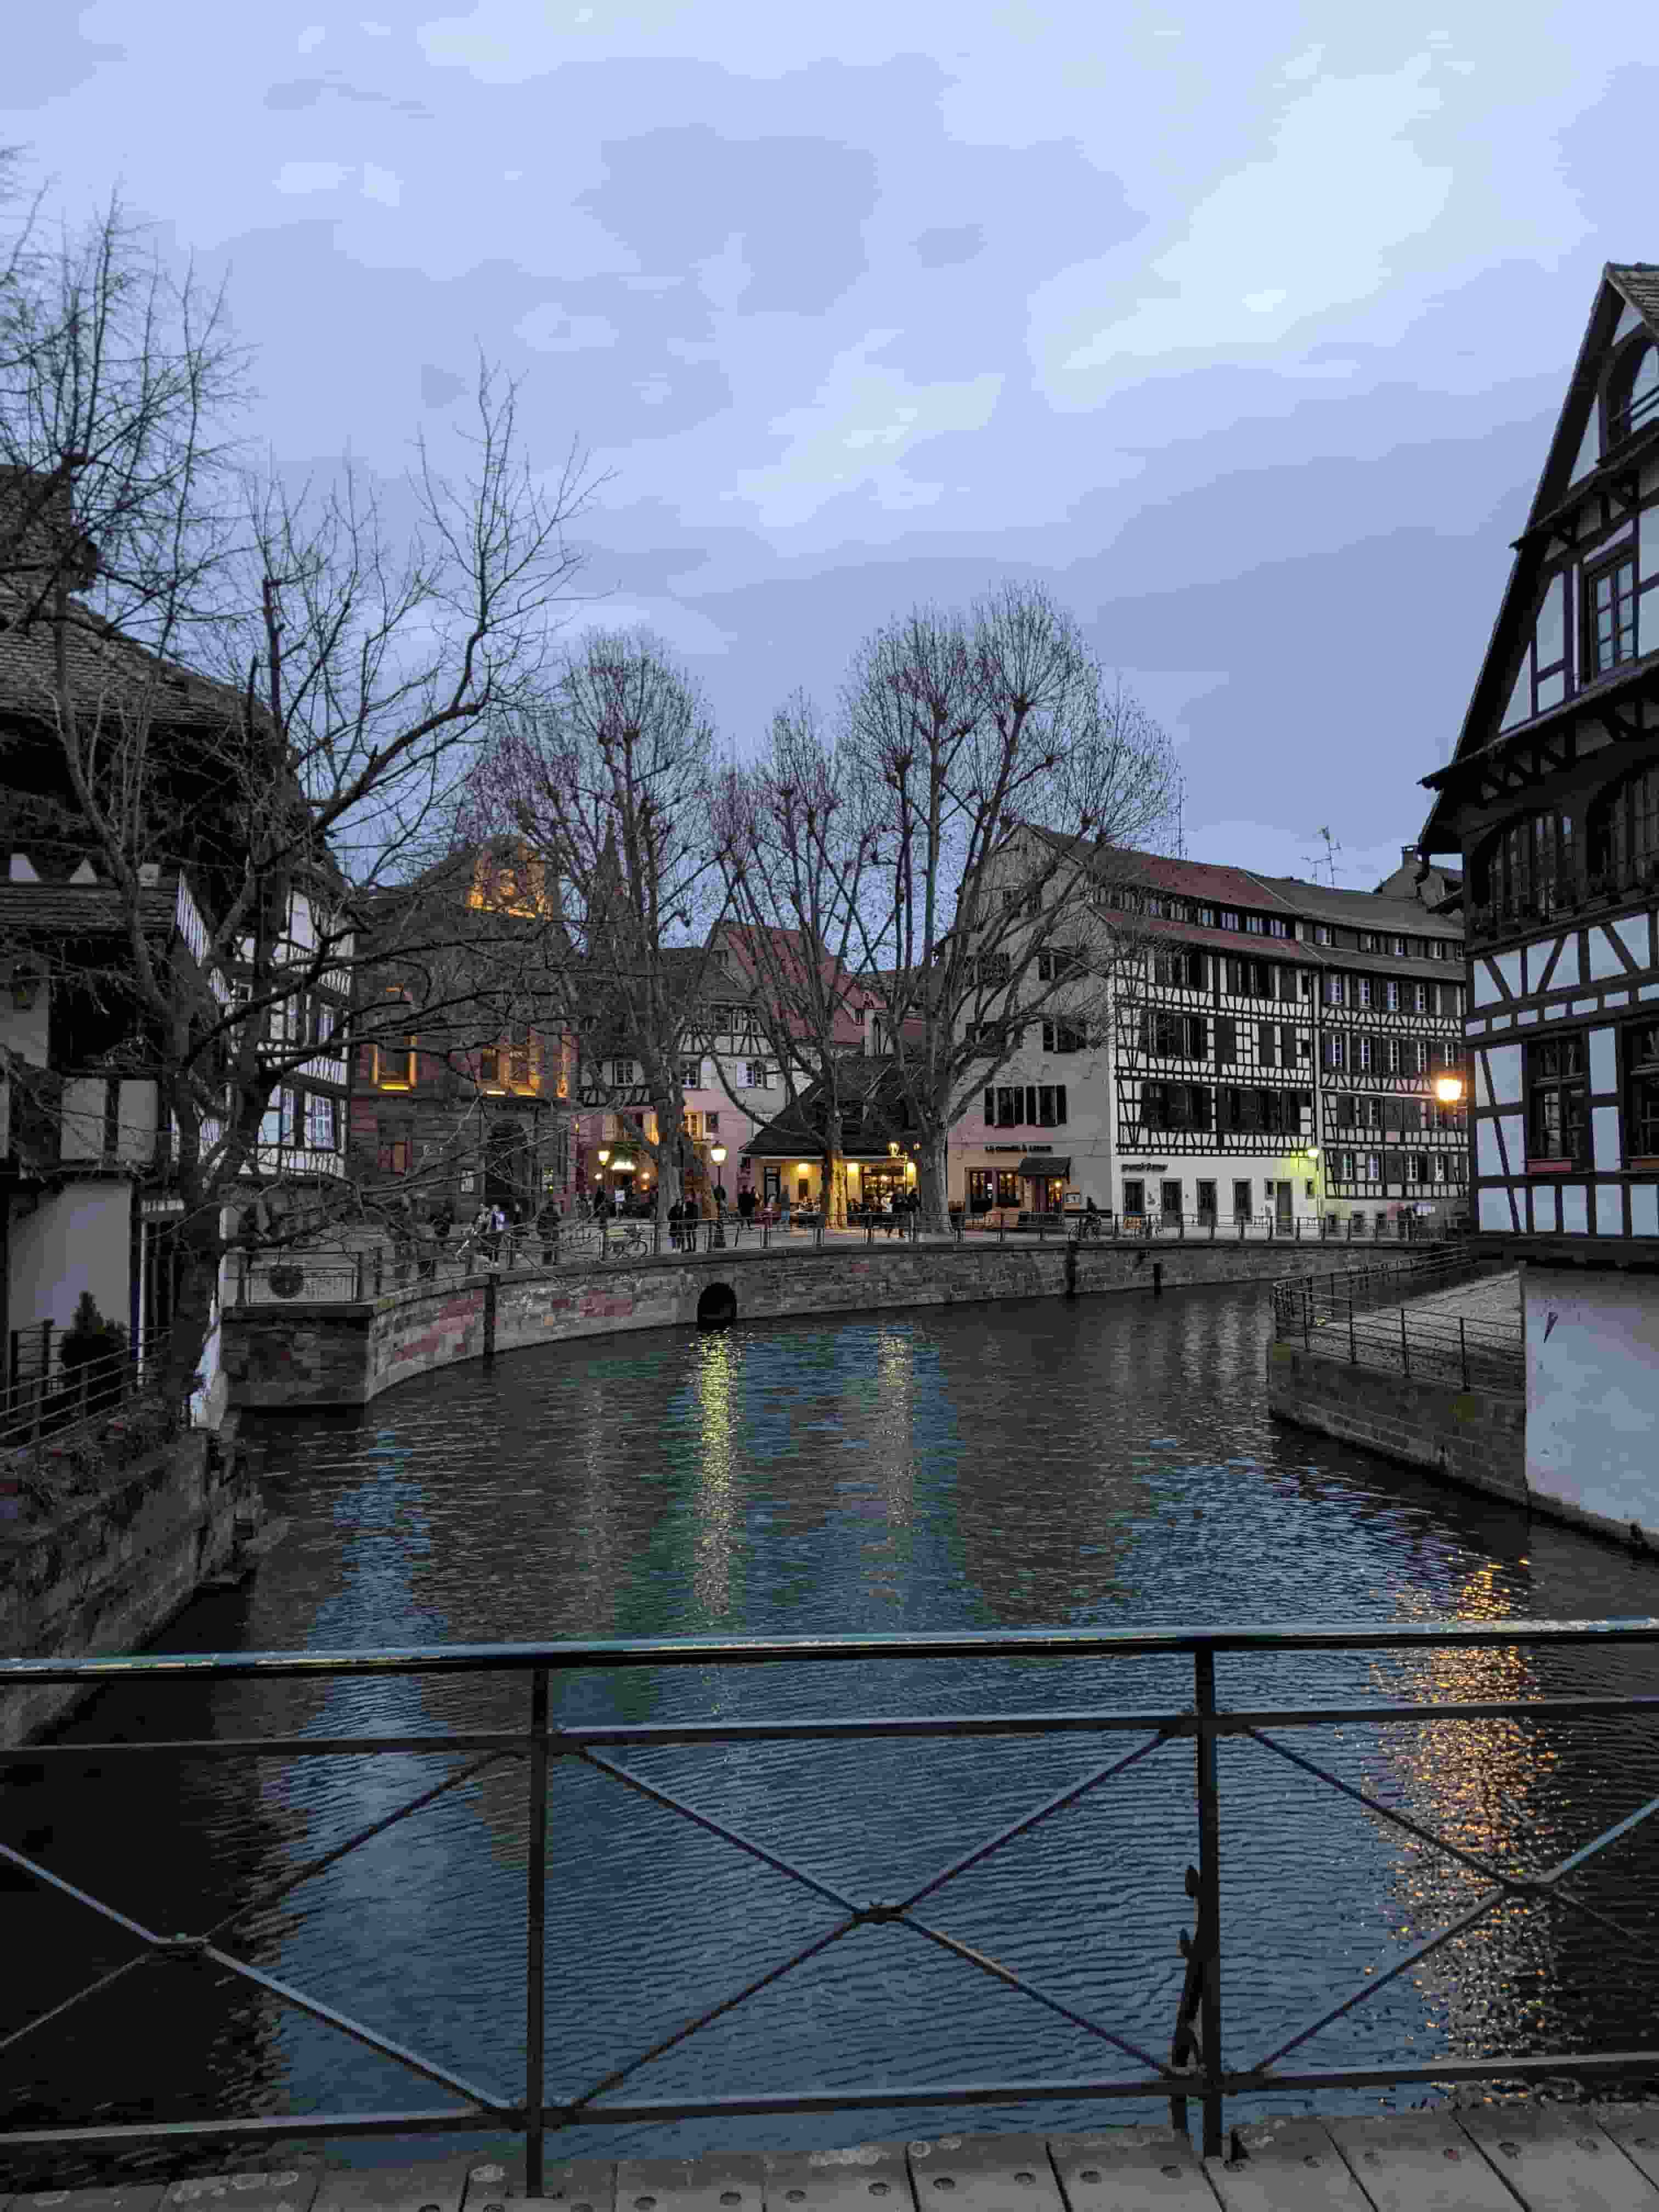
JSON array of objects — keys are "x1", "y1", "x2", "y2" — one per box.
[{"x1": 697, "y1": 1282, "x2": 738, "y2": 1330}]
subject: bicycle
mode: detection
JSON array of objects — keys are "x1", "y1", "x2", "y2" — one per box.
[{"x1": 604, "y1": 1220, "x2": 652, "y2": 1261}]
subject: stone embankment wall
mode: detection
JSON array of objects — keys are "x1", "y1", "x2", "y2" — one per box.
[
  {"x1": 222, "y1": 1238, "x2": 1438, "y2": 1412},
  {"x1": 0, "y1": 1421, "x2": 265, "y2": 1747},
  {"x1": 1266, "y1": 1341, "x2": 1527, "y2": 1506}
]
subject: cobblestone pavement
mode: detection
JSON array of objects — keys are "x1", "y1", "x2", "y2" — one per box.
[{"x1": 1300, "y1": 1268, "x2": 1523, "y2": 1389}]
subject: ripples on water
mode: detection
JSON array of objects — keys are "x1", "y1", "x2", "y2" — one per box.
[{"x1": 6, "y1": 1283, "x2": 1659, "y2": 2182}]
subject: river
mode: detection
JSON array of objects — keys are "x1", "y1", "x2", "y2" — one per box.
[{"x1": 5, "y1": 1280, "x2": 1659, "y2": 2185}]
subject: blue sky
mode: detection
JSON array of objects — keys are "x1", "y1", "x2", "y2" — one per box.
[{"x1": 8, "y1": 3, "x2": 1657, "y2": 883}]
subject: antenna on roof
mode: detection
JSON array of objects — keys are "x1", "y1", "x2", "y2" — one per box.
[
  {"x1": 1175, "y1": 771, "x2": 1187, "y2": 862},
  {"x1": 1308, "y1": 826, "x2": 1340, "y2": 889}
]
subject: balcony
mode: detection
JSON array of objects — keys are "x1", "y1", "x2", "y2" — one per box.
[{"x1": 1467, "y1": 849, "x2": 1659, "y2": 948}]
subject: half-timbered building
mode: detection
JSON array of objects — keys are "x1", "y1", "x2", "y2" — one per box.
[{"x1": 1419, "y1": 259, "x2": 1659, "y2": 1521}]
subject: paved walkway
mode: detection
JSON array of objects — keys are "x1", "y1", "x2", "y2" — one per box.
[
  {"x1": 1289, "y1": 1268, "x2": 1523, "y2": 1393},
  {"x1": 14, "y1": 2111, "x2": 1659, "y2": 2212}
]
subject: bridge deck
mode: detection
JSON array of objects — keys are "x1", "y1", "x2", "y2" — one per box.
[{"x1": 12, "y1": 2110, "x2": 1659, "y2": 2212}]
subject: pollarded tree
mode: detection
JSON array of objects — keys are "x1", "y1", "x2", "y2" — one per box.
[
  {"x1": 843, "y1": 580, "x2": 1179, "y2": 1230},
  {"x1": 710, "y1": 692, "x2": 884, "y2": 1226},
  {"x1": 476, "y1": 630, "x2": 741, "y2": 1236}
]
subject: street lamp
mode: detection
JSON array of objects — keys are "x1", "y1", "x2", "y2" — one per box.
[
  {"x1": 710, "y1": 1141, "x2": 728, "y2": 1219},
  {"x1": 1433, "y1": 1073, "x2": 1466, "y2": 1105}
]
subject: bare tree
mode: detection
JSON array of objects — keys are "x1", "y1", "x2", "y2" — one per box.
[
  {"x1": 711, "y1": 693, "x2": 884, "y2": 1224},
  {"x1": 1, "y1": 163, "x2": 598, "y2": 1406},
  {"x1": 475, "y1": 630, "x2": 740, "y2": 1238},
  {"x1": 843, "y1": 581, "x2": 1179, "y2": 1229}
]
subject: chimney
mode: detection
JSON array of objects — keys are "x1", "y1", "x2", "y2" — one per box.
[{"x1": 0, "y1": 463, "x2": 99, "y2": 597}]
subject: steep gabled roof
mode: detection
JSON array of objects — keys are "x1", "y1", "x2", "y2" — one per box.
[{"x1": 1420, "y1": 261, "x2": 1659, "y2": 851}]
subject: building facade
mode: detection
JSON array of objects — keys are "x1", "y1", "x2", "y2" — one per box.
[
  {"x1": 948, "y1": 853, "x2": 1466, "y2": 1229},
  {"x1": 1420, "y1": 259, "x2": 1659, "y2": 1526}
]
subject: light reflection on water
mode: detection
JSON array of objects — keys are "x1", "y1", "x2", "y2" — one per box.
[{"x1": 5, "y1": 1283, "x2": 1659, "y2": 2186}]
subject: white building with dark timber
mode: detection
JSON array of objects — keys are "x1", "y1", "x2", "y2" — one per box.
[{"x1": 1419, "y1": 259, "x2": 1659, "y2": 1529}]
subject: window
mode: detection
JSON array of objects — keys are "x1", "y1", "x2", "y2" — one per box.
[
  {"x1": 1232, "y1": 1180, "x2": 1252, "y2": 1220},
  {"x1": 1219, "y1": 910, "x2": 1239, "y2": 931},
  {"x1": 1409, "y1": 1153, "x2": 1431, "y2": 1184},
  {"x1": 1244, "y1": 913, "x2": 1264, "y2": 934},
  {"x1": 975, "y1": 953, "x2": 1012, "y2": 988},
  {"x1": 1359, "y1": 933, "x2": 1378, "y2": 955},
  {"x1": 373, "y1": 990, "x2": 416, "y2": 1090},
  {"x1": 507, "y1": 1029, "x2": 538, "y2": 1092},
  {"x1": 985, "y1": 1084, "x2": 1067, "y2": 1127},
  {"x1": 1141, "y1": 1081, "x2": 1212, "y2": 1131},
  {"x1": 1324, "y1": 973, "x2": 1346, "y2": 1007},
  {"x1": 1625, "y1": 1018, "x2": 1659, "y2": 1162},
  {"x1": 1042, "y1": 1019, "x2": 1087, "y2": 1053},
  {"x1": 1037, "y1": 1084, "x2": 1068, "y2": 1127},
  {"x1": 680, "y1": 1057, "x2": 703, "y2": 1091},
  {"x1": 1588, "y1": 763, "x2": 1659, "y2": 890},
  {"x1": 1475, "y1": 809, "x2": 1577, "y2": 924},
  {"x1": 376, "y1": 1125, "x2": 411, "y2": 1177},
  {"x1": 1196, "y1": 1180, "x2": 1217, "y2": 1220},
  {"x1": 1385, "y1": 980, "x2": 1401, "y2": 1012},
  {"x1": 610, "y1": 1057, "x2": 637, "y2": 1089},
  {"x1": 1213, "y1": 1015, "x2": 1237, "y2": 1064},
  {"x1": 705, "y1": 1111, "x2": 720, "y2": 1135},
  {"x1": 306, "y1": 1093, "x2": 337, "y2": 1152},
  {"x1": 1153, "y1": 947, "x2": 1205, "y2": 989},
  {"x1": 1526, "y1": 1033, "x2": 1588, "y2": 1166},
  {"x1": 1391, "y1": 936, "x2": 1407, "y2": 958},
  {"x1": 1141, "y1": 1010, "x2": 1205, "y2": 1058},
  {"x1": 1356, "y1": 977, "x2": 1373, "y2": 1010},
  {"x1": 1323, "y1": 1033, "x2": 1346, "y2": 1072},
  {"x1": 744, "y1": 1060, "x2": 772, "y2": 1089},
  {"x1": 1036, "y1": 945, "x2": 1085, "y2": 983},
  {"x1": 1195, "y1": 906, "x2": 1216, "y2": 928},
  {"x1": 967, "y1": 1168, "x2": 1020, "y2": 1209},
  {"x1": 1412, "y1": 983, "x2": 1427, "y2": 1014},
  {"x1": 1266, "y1": 917, "x2": 1289, "y2": 938},
  {"x1": 1314, "y1": 925, "x2": 1331, "y2": 946},
  {"x1": 1585, "y1": 552, "x2": 1637, "y2": 678}
]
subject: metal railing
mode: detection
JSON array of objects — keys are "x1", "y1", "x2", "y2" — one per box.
[
  {"x1": 2, "y1": 1323, "x2": 178, "y2": 1455},
  {"x1": 1272, "y1": 1254, "x2": 1522, "y2": 1391},
  {"x1": 6, "y1": 1620, "x2": 1659, "y2": 2179}
]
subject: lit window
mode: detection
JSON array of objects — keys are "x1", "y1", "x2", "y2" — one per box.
[{"x1": 374, "y1": 990, "x2": 416, "y2": 1090}]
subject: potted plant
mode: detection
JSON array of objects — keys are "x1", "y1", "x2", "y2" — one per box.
[{"x1": 58, "y1": 1291, "x2": 128, "y2": 1421}]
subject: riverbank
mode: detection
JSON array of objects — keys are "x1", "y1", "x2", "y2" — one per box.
[{"x1": 221, "y1": 1236, "x2": 1453, "y2": 1412}]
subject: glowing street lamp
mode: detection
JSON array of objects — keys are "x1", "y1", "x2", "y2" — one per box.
[
  {"x1": 1433, "y1": 1073, "x2": 1466, "y2": 1106},
  {"x1": 710, "y1": 1143, "x2": 727, "y2": 1166}
]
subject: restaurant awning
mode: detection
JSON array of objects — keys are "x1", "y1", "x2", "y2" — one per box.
[{"x1": 1015, "y1": 1155, "x2": 1070, "y2": 1178}]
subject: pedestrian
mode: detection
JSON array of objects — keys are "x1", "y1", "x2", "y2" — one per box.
[
  {"x1": 737, "y1": 1186, "x2": 755, "y2": 1226},
  {"x1": 882, "y1": 1191, "x2": 896, "y2": 1238},
  {"x1": 536, "y1": 1197, "x2": 561, "y2": 1265},
  {"x1": 780, "y1": 1190, "x2": 792, "y2": 1232},
  {"x1": 612, "y1": 1185, "x2": 624, "y2": 1216},
  {"x1": 668, "y1": 1196, "x2": 683, "y2": 1251}
]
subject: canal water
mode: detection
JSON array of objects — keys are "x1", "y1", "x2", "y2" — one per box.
[{"x1": 6, "y1": 1280, "x2": 1659, "y2": 2185}]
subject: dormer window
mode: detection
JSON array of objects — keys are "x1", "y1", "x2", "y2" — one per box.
[{"x1": 1610, "y1": 339, "x2": 1659, "y2": 445}]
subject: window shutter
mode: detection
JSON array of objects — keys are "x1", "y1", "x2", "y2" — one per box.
[
  {"x1": 1056, "y1": 1084, "x2": 1068, "y2": 1125},
  {"x1": 985, "y1": 1088, "x2": 996, "y2": 1127}
]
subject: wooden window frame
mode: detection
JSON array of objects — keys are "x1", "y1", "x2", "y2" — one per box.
[
  {"x1": 1622, "y1": 1014, "x2": 1659, "y2": 1169},
  {"x1": 1525, "y1": 1032, "x2": 1589, "y2": 1171},
  {"x1": 1583, "y1": 546, "x2": 1638, "y2": 681}
]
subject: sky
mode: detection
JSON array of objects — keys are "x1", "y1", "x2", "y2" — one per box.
[{"x1": 7, "y1": 3, "x2": 1658, "y2": 889}]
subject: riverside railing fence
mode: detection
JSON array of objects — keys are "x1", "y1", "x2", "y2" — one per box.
[
  {"x1": 1271, "y1": 1251, "x2": 1521, "y2": 1391},
  {"x1": 6, "y1": 1620, "x2": 1659, "y2": 2181}
]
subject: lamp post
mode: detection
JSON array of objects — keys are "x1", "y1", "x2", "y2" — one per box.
[
  {"x1": 1433, "y1": 1073, "x2": 1466, "y2": 1106},
  {"x1": 710, "y1": 1142, "x2": 727, "y2": 1221},
  {"x1": 596, "y1": 1145, "x2": 610, "y2": 1215}
]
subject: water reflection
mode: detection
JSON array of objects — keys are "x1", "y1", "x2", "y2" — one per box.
[{"x1": 7, "y1": 1283, "x2": 1659, "y2": 2183}]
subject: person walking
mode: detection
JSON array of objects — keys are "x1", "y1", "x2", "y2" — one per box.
[
  {"x1": 780, "y1": 1190, "x2": 792, "y2": 1232},
  {"x1": 737, "y1": 1186, "x2": 755, "y2": 1228}
]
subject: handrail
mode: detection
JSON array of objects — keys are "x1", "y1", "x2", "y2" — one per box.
[{"x1": 4, "y1": 1619, "x2": 1659, "y2": 2178}]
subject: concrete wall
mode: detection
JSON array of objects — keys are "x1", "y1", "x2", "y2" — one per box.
[
  {"x1": 1267, "y1": 1342, "x2": 1526, "y2": 1505},
  {"x1": 1525, "y1": 1266, "x2": 1659, "y2": 1537},
  {"x1": 0, "y1": 1424, "x2": 264, "y2": 1747},
  {"x1": 221, "y1": 1238, "x2": 1441, "y2": 1412},
  {"x1": 5, "y1": 1180, "x2": 131, "y2": 1335}
]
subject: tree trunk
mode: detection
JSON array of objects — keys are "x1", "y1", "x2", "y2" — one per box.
[
  {"x1": 917, "y1": 1138, "x2": 950, "y2": 1235},
  {"x1": 822, "y1": 1107, "x2": 848, "y2": 1227},
  {"x1": 163, "y1": 1206, "x2": 222, "y2": 1417}
]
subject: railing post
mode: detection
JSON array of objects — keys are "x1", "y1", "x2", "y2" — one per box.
[
  {"x1": 1348, "y1": 1291, "x2": 1356, "y2": 1365},
  {"x1": 355, "y1": 1249, "x2": 366, "y2": 1302},
  {"x1": 1400, "y1": 1305, "x2": 1409, "y2": 1378},
  {"x1": 1460, "y1": 1315, "x2": 1469, "y2": 1390},
  {"x1": 1193, "y1": 1646, "x2": 1224, "y2": 2159},
  {"x1": 526, "y1": 1665, "x2": 549, "y2": 2197}
]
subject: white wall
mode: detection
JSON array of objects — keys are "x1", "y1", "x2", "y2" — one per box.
[
  {"x1": 1526, "y1": 1266, "x2": 1659, "y2": 1531},
  {"x1": 7, "y1": 1181, "x2": 132, "y2": 1336}
]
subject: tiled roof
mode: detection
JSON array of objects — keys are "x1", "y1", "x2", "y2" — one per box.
[
  {"x1": 1240, "y1": 871, "x2": 1463, "y2": 939},
  {"x1": 1609, "y1": 263, "x2": 1659, "y2": 338},
  {"x1": 0, "y1": 878, "x2": 179, "y2": 936},
  {"x1": 0, "y1": 587, "x2": 251, "y2": 735}
]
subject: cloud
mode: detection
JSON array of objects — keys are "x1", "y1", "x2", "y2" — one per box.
[
  {"x1": 273, "y1": 160, "x2": 352, "y2": 195},
  {"x1": 913, "y1": 224, "x2": 984, "y2": 269},
  {"x1": 731, "y1": 331, "x2": 1003, "y2": 528},
  {"x1": 362, "y1": 163, "x2": 402, "y2": 206},
  {"x1": 297, "y1": 24, "x2": 326, "y2": 53},
  {"x1": 420, "y1": 363, "x2": 469, "y2": 407},
  {"x1": 516, "y1": 303, "x2": 619, "y2": 352}
]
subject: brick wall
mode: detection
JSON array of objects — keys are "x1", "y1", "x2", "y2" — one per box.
[
  {"x1": 222, "y1": 1240, "x2": 1440, "y2": 1412},
  {"x1": 1266, "y1": 1341, "x2": 1527, "y2": 1506}
]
